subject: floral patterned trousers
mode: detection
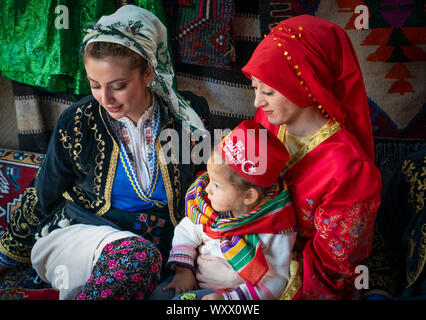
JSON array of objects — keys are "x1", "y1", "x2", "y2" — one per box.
[{"x1": 76, "y1": 236, "x2": 162, "y2": 300}]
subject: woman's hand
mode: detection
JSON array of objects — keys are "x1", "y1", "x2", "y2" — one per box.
[
  {"x1": 163, "y1": 267, "x2": 198, "y2": 295},
  {"x1": 202, "y1": 292, "x2": 225, "y2": 300},
  {"x1": 196, "y1": 255, "x2": 244, "y2": 290}
]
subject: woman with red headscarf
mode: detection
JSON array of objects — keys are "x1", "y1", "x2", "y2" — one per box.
[{"x1": 196, "y1": 15, "x2": 382, "y2": 300}]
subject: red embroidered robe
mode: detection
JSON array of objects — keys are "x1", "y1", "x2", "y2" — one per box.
[{"x1": 256, "y1": 111, "x2": 382, "y2": 300}]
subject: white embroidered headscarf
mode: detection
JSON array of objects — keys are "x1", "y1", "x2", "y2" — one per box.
[{"x1": 80, "y1": 5, "x2": 206, "y2": 132}]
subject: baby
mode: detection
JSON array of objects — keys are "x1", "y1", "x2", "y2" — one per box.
[{"x1": 151, "y1": 120, "x2": 296, "y2": 300}]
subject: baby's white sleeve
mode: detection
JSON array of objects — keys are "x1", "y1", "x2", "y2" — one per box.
[{"x1": 167, "y1": 217, "x2": 203, "y2": 270}]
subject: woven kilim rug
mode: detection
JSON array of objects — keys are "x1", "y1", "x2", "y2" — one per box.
[
  {"x1": 0, "y1": 148, "x2": 58, "y2": 300},
  {"x1": 12, "y1": 81, "x2": 81, "y2": 154},
  {"x1": 167, "y1": 0, "x2": 235, "y2": 69},
  {"x1": 316, "y1": 0, "x2": 426, "y2": 178},
  {"x1": 172, "y1": 0, "x2": 262, "y2": 131},
  {"x1": 0, "y1": 267, "x2": 59, "y2": 301}
]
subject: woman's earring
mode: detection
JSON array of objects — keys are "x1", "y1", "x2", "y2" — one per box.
[{"x1": 148, "y1": 77, "x2": 157, "y2": 89}]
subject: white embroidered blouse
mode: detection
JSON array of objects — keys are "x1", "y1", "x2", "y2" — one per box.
[{"x1": 112, "y1": 96, "x2": 159, "y2": 192}]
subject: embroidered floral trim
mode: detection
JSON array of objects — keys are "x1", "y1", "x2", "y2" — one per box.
[
  {"x1": 105, "y1": 103, "x2": 165, "y2": 208},
  {"x1": 401, "y1": 156, "x2": 426, "y2": 214},
  {"x1": 402, "y1": 155, "x2": 426, "y2": 287},
  {"x1": 280, "y1": 121, "x2": 341, "y2": 174},
  {"x1": 0, "y1": 187, "x2": 39, "y2": 263}
]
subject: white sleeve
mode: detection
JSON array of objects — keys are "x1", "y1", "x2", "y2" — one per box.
[{"x1": 167, "y1": 217, "x2": 203, "y2": 270}]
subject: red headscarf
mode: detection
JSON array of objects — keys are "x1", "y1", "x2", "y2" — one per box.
[{"x1": 242, "y1": 15, "x2": 375, "y2": 162}]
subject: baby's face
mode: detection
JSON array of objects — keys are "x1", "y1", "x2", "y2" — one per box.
[{"x1": 205, "y1": 153, "x2": 240, "y2": 214}]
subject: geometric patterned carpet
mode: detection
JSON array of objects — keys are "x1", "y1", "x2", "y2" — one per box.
[{"x1": 0, "y1": 148, "x2": 58, "y2": 299}]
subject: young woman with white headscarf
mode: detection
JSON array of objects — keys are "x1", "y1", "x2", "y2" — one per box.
[{"x1": 0, "y1": 5, "x2": 209, "y2": 300}]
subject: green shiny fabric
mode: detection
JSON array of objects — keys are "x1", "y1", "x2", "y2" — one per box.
[
  {"x1": 134, "y1": 0, "x2": 176, "y2": 81},
  {"x1": 0, "y1": 0, "x2": 170, "y2": 96}
]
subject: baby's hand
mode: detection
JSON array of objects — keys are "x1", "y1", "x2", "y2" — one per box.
[
  {"x1": 201, "y1": 292, "x2": 224, "y2": 300},
  {"x1": 163, "y1": 267, "x2": 198, "y2": 295}
]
